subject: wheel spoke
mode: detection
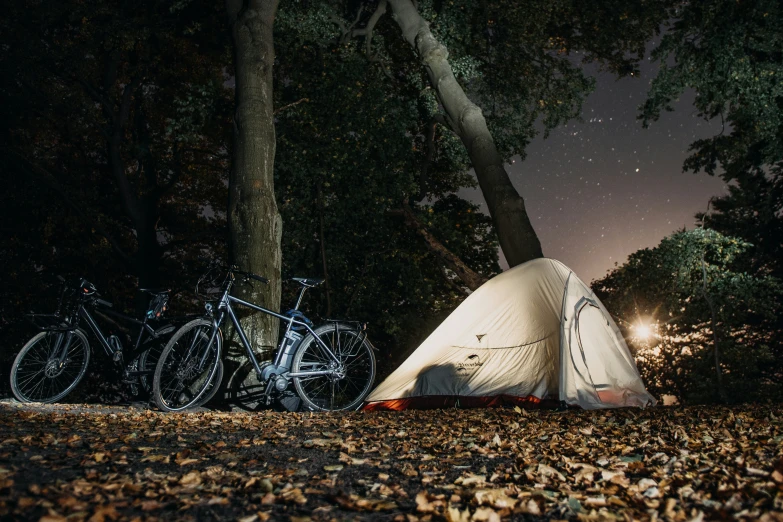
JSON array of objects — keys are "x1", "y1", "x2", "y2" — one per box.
[
  {"x1": 12, "y1": 331, "x2": 89, "y2": 403},
  {"x1": 293, "y1": 325, "x2": 375, "y2": 411},
  {"x1": 154, "y1": 320, "x2": 220, "y2": 412}
]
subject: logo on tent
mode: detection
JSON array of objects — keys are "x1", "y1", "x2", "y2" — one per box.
[{"x1": 456, "y1": 354, "x2": 483, "y2": 373}]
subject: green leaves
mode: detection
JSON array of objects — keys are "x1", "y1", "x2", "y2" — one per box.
[
  {"x1": 272, "y1": 5, "x2": 501, "y2": 362},
  {"x1": 594, "y1": 229, "x2": 783, "y2": 404},
  {"x1": 642, "y1": 0, "x2": 783, "y2": 180}
]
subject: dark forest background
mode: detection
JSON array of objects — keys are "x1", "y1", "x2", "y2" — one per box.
[{"x1": 1, "y1": 0, "x2": 781, "y2": 405}]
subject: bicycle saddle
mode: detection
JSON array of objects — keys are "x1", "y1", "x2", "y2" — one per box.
[{"x1": 291, "y1": 277, "x2": 325, "y2": 287}]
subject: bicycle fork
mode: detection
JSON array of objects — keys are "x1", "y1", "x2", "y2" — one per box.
[
  {"x1": 51, "y1": 332, "x2": 75, "y2": 368},
  {"x1": 171, "y1": 314, "x2": 223, "y2": 406}
]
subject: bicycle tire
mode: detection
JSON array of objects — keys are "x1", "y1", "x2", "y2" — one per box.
[
  {"x1": 292, "y1": 323, "x2": 375, "y2": 412},
  {"x1": 10, "y1": 330, "x2": 91, "y2": 403},
  {"x1": 197, "y1": 358, "x2": 224, "y2": 406},
  {"x1": 153, "y1": 318, "x2": 222, "y2": 412},
  {"x1": 137, "y1": 324, "x2": 177, "y2": 394}
]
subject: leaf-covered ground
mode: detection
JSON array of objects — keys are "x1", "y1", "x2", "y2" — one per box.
[{"x1": 0, "y1": 401, "x2": 781, "y2": 522}]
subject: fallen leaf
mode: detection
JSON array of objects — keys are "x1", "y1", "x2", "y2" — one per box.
[{"x1": 179, "y1": 471, "x2": 202, "y2": 486}]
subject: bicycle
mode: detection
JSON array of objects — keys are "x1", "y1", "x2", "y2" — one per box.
[
  {"x1": 10, "y1": 277, "x2": 222, "y2": 405},
  {"x1": 152, "y1": 263, "x2": 376, "y2": 412}
]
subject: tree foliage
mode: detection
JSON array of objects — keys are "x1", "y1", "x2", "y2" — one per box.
[
  {"x1": 0, "y1": 0, "x2": 708, "y2": 395},
  {"x1": 642, "y1": 0, "x2": 783, "y2": 276},
  {"x1": 0, "y1": 1, "x2": 231, "y2": 391},
  {"x1": 594, "y1": 229, "x2": 783, "y2": 404},
  {"x1": 643, "y1": 0, "x2": 783, "y2": 179},
  {"x1": 274, "y1": 4, "x2": 500, "y2": 370},
  {"x1": 0, "y1": 0, "x2": 504, "y2": 382}
]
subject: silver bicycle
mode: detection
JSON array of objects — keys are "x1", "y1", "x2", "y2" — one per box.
[{"x1": 152, "y1": 263, "x2": 376, "y2": 412}]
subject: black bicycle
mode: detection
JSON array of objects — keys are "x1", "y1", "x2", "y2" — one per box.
[
  {"x1": 152, "y1": 263, "x2": 376, "y2": 412},
  {"x1": 10, "y1": 277, "x2": 221, "y2": 405}
]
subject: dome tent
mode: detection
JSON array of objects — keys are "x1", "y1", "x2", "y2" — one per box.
[{"x1": 363, "y1": 258, "x2": 656, "y2": 411}]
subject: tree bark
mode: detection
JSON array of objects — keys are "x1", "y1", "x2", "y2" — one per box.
[
  {"x1": 387, "y1": 0, "x2": 543, "y2": 267},
  {"x1": 227, "y1": 0, "x2": 282, "y2": 356}
]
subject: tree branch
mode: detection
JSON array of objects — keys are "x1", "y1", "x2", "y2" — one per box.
[
  {"x1": 107, "y1": 73, "x2": 145, "y2": 225},
  {"x1": 335, "y1": 2, "x2": 395, "y2": 81},
  {"x1": 73, "y1": 77, "x2": 115, "y2": 124},
  {"x1": 117, "y1": 74, "x2": 143, "y2": 131},
  {"x1": 389, "y1": 200, "x2": 488, "y2": 291},
  {"x1": 357, "y1": 0, "x2": 387, "y2": 60},
  {"x1": 274, "y1": 97, "x2": 309, "y2": 114},
  {"x1": 440, "y1": 266, "x2": 471, "y2": 296},
  {"x1": 335, "y1": 5, "x2": 365, "y2": 44}
]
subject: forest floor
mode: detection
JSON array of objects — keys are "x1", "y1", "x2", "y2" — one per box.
[{"x1": 0, "y1": 400, "x2": 781, "y2": 522}]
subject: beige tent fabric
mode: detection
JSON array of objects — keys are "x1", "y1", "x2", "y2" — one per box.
[
  {"x1": 560, "y1": 273, "x2": 655, "y2": 408},
  {"x1": 365, "y1": 258, "x2": 656, "y2": 410}
]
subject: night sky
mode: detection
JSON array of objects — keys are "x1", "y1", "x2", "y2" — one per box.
[{"x1": 462, "y1": 58, "x2": 728, "y2": 283}]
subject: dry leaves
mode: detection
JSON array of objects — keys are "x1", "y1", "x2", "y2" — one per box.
[{"x1": 0, "y1": 401, "x2": 781, "y2": 521}]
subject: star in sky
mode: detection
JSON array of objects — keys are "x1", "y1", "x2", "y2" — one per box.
[{"x1": 463, "y1": 60, "x2": 726, "y2": 282}]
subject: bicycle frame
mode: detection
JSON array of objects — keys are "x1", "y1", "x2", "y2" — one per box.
[
  {"x1": 198, "y1": 278, "x2": 343, "y2": 383},
  {"x1": 42, "y1": 302, "x2": 170, "y2": 375},
  {"x1": 219, "y1": 294, "x2": 342, "y2": 379}
]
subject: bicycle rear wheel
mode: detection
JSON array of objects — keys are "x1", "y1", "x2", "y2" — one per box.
[
  {"x1": 10, "y1": 330, "x2": 90, "y2": 403},
  {"x1": 292, "y1": 323, "x2": 375, "y2": 411},
  {"x1": 153, "y1": 318, "x2": 222, "y2": 412}
]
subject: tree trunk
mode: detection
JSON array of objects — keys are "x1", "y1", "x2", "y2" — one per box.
[
  {"x1": 227, "y1": 0, "x2": 282, "y2": 357},
  {"x1": 135, "y1": 199, "x2": 162, "y2": 279},
  {"x1": 317, "y1": 182, "x2": 333, "y2": 317},
  {"x1": 701, "y1": 254, "x2": 724, "y2": 402},
  {"x1": 387, "y1": 0, "x2": 543, "y2": 267},
  {"x1": 107, "y1": 111, "x2": 164, "y2": 312}
]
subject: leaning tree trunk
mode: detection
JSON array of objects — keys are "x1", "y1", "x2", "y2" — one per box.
[
  {"x1": 387, "y1": 0, "x2": 543, "y2": 267},
  {"x1": 227, "y1": 0, "x2": 282, "y2": 358}
]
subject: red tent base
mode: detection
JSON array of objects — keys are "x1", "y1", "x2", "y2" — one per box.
[{"x1": 362, "y1": 394, "x2": 560, "y2": 411}]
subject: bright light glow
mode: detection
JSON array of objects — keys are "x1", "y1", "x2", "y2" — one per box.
[
  {"x1": 635, "y1": 323, "x2": 652, "y2": 340},
  {"x1": 632, "y1": 318, "x2": 657, "y2": 344}
]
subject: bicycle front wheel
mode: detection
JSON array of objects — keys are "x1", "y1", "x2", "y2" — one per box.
[
  {"x1": 292, "y1": 323, "x2": 375, "y2": 412},
  {"x1": 10, "y1": 330, "x2": 90, "y2": 403},
  {"x1": 153, "y1": 318, "x2": 222, "y2": 412},
  {"x1": 137, "y1": 324, "x2": 177, "y2": 394},
  {"x1": 198, "y1": 358, "x2": 224, "y2": 406}
]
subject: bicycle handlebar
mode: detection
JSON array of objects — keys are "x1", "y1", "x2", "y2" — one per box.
[
  {"x1": 95, "y1": 298, "x2": 113, "y2": 308},
  {"x1": 202, "y1": 260, "x2": 269, "y2": 285},
  {"x1": 244, "y1": 272, "x2": 269, "y2": 284}
]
